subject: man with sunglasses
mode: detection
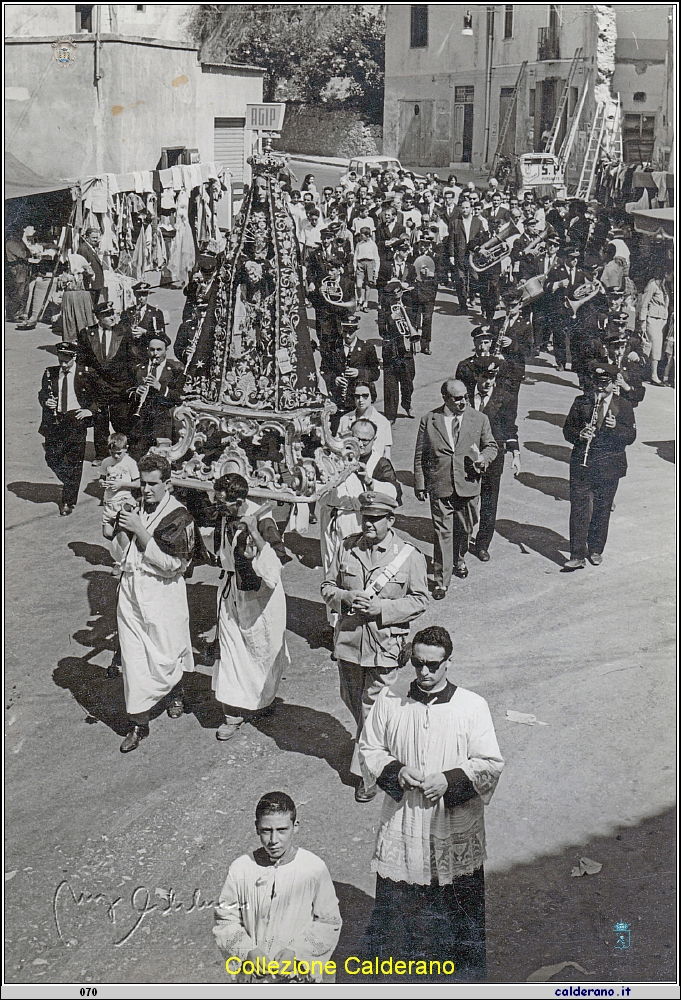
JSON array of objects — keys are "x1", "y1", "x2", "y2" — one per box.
[
  {"x1": 322, "y1": 491, "x2": 429, "y2": 802},
  {"x1": 414, "y1": 378, "x2": 497, "y2": 596},
  {"x1": 360, "y1": 624, "x2": 504, "y2": 979}
]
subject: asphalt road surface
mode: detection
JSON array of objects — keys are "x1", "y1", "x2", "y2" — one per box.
[{"x1": 4, "y1": 282, "x2": 675, "y2": 987}]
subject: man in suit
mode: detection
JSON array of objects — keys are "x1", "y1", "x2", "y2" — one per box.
[
  {"x1": 484, "y1": 192, "x2": 511, "y2": 227},
  {"x1": 456, "y1": 326, "x2": 510, "y2": 398},
  {"x1": 78, "y1": 227, "x2": 106, "y2": 304},
  {"x1": 414, "y1": 378, "x2": 498, "y2": 596},
  {"x1": 128, "y1": 332, "x2": 185, "y2": 460},
  {"x1": 329, "y1": 315, "x2": 380, "y2": 412},
  {"x1": 600, "y1": 321, "x2": 646, "y2": 407},
  {"x1": 468, "y1": 360, "x2": 521, "y2": 561},
  {"x1": 38, "y1": 342, "x2": 96, "y2": 515},
  {"x1": 545, "y1": 244, "x2": 587, "y2": 371},
  {"x1": 406, "y1": 238, "x2": 438, "y2": 355},
  {"x1": 78, "y1": 300, "x2": 136, "y2": 464},
  {"x1": 379, "y1": 279, "x2": 418, "y2": 423},
  {"x1": 131, "y1": 282, "x2": 166, "y2": 340},
  {"x1": 448, "y1": 200, "x2": 485, "y2": 314},
  {"x1": 562, "y1": 361, "x2": 636, "y2": 570},
  {"x1": 375, "y1": 205, "x2": 406, "y2": 263}
]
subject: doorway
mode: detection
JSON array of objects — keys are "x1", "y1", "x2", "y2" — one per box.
[
  {"x1": 399, "y1": 100, "x2": 434, "y2": 166},
  {"x1": 453, "y1": 86, "x2": 474, "y2": 163}
]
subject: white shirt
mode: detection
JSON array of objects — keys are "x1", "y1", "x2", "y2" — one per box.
[
  {"x1": 461, "y1": 216, "x2": 473, "y2": 241},
  {"x1": 474, "y1": 388, "x2": 492, "y2": 412},
  {"x1": 57, "y1": 367, "x2": 77, "y2": 413},
  {"x1": 443, "y1": 410, "x2": 462, "y2": 450},
  {"x1": 338, "y1": 404, "x2": 392, "y2": 458}
]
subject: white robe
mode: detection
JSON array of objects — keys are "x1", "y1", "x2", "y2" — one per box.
[
  {"x1": 213, "y1": 848, "x2": 341, "y2": 980},
  {"x1": 360, "y1": 685, "x2": 504, "y2": 885},
  {"x1": 117, "y1": 493, "x2": 194, "y2": 714},
  {"x1": 212, "y1": 514, "x2": 289, "y2": 711}
]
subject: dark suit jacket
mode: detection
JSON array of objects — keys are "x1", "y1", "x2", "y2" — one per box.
[
  {"x1": 371, "y1": 456, "x2": 403, "y2": 506},
  {"x1": 375, "y1": 221, "x2": 406, "y2": 257},
  {"x1": 467, "y1": 385, "x2": 519, "y2": 451},
  {"x1": 447, "y1": 217, "x2": 485, "y2": 262},
  {"x1": 376, "y1": 259, "x2": 411, "y2": 292},
  {"x1": 329, "y1": 339, "x2": 380, "y2": 386},
  {"x1": 38, "y1": 364, "x2": 96, "y2": 437},
  {"x1": 78, "y1": 240, "x2": 105, "y2": 290},
  {"x1": 563, "y1": 392, "x2": 636, "y2": 479},
  {"x1": 455, "y1": 354, "x2": 514, "y2": 399},
  {"x1": 78, "y1": 324, "x2": 136, "y2": 396},
  {"x1": 484, "y1": 206, "x2": 511, "y2": 226},
  {"x1": 137, "y1": 303, "x2": 166, "y2": 339},
  {"x1": 133, "y1": 357, "x2": 184, "y2": 409},
  {"x1": 414, "y1": 404, "x2": 498, "y2": 499}
]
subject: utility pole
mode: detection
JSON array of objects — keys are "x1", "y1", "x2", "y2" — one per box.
[{"x1": 483, "y1": 5, "x2": 495, "y2": 167}]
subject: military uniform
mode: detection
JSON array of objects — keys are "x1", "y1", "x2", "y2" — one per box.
[{"x1": 321, "y1": 492, "x2": 429, "y2": 798}]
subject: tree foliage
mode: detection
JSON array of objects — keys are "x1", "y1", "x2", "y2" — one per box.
[{"x1": 189, "y1": 4, "x2": 385, "y2": 118}]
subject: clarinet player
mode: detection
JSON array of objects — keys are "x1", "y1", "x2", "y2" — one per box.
[{"x1": 562, "y1": 361, "x2": 636, "y2": 571}]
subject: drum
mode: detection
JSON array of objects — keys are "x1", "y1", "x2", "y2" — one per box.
[{"x1": 518, "y1": 274, "x2": 547, "y2": 304}]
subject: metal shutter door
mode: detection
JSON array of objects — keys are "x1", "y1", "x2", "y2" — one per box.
[{"x1": 214, "y1": 117, "x2": 246, "y2": 182}]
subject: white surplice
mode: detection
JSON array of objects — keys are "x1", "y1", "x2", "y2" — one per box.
[
  {"x1": 213, "y1": 848, "x2": 342, "y2": 979},
  {"x1": 117, "y1": 493, "x2": 194, "y2": 715},
  {"x1": 212, "y1": 515, "x2": 289, "y2": 710},
  {"x1": 359, "y1": 685, "x2": 504, "y2": 885}
]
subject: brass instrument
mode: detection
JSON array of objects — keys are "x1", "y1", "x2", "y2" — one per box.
[
  {"x1": 470, "y1": 221, "x2": 521, "y2": 273},
  {"x1": 567, "y1": 279, "x2": 604, "y2": 317},
  {"x1": 517, "y1": 273, "x2": 547, "y2": 305},
  {"x1": 390, "y1": 299, "x2": 420, "y2": 353},
  {"x1": 521, "y1": 227, "x2": 550, "y2": 257},
  {"x1": 320, "y1": 274, "x2": 344, "y2": 305},
  {"x1": 581, "y1": 391, "x2": 604, "y2": 467}
]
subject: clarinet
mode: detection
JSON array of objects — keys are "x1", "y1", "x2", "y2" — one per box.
[
  {"x1": 581, "y1": 391, "x2": 604, "y2": 467},
  {"x1": 132, "y1": 360, "x2": 155, "y2": 418}
]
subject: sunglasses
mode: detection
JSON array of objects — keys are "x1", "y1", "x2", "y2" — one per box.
[
  {"x1": 445, "y1": 394, "x2": 467, "y2": 402},
  {"x1": 411, "y1": 656, "x2": 447, "y2": 671}
]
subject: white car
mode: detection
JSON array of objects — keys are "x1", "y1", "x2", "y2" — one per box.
[{"x1": 347, "y1": 156, "x2": 403, "y2": 178}]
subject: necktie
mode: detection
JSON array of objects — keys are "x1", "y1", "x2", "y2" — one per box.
[{"x1": 60, "y1": 372, "x2": 69, "y2": 413}]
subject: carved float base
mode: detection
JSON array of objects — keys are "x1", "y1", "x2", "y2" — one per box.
[{"x1": 160, "y1": 399, "x2": 359, "y2": 503}]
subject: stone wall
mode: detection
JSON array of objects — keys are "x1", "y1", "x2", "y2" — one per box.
[{"x1": 273, "y1": 104, "x2": 382, "y2": 158}]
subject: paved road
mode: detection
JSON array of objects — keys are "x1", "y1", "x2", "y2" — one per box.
[{"x1": 4, "y1": 284, "x2": 675, "y2": 986}]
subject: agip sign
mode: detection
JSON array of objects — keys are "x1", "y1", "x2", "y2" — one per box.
[{"x1": 246, "y1": 104, "x2": 286, "y2": 132}]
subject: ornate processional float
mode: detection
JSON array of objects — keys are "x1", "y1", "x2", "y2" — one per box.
[{"x1": 165, "y1": 149, "x2": 358, "y2": 503}]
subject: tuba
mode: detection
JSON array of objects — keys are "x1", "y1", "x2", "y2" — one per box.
[
  {"x1": 470, "y1": 221, "x2": 521, "y2": 273},
  {"x1": 521, "y1": 227, "x2": 550, "y2": 257}
]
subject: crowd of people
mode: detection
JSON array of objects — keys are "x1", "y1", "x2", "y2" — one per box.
[{"x1": 17, "y1": 156, "x2": 674, "y2": 982}]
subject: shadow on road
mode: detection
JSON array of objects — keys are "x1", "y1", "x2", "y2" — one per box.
[
  {"x1": 530, "y1": 371, "x2": 580, "y2": 390},
  {"x1": 526, "y1": 410, "x2": 567, "y2": 428},
  {"x1": 285, "y1": 531, "x2": 322, "y2": 569},
  {"x1": 495, "y1": 519, "x2": 569, "y2": 566},
  {"x1": 68, "y1": 540, "x2": 115, "y2": 567},
  {"x1": 53, "y1": 656, "x2": 129, "y2": 735},
  {"x1": 394, "y1": 511, "x2": 433, "y2": 545},
  {"x1": 486, "y1": 807, "x2": 676, "y2": 983},
  {"x1": 333, "y1": 881, "x2": 375, "y2": 981},
  {"x1": 396, "y1": 469, "x2": 415, "y2": 489},
  {"x1": 524, "y1": 441, "x2": 572, "y2": 465},
  {"x1": 251, "y1": 702, "x2": 356, "y2": 786},
  {"x1": 287, "y1": 595, "x2": 333, "y2": 650},
  {"x1": 7, "y1": 480, "x2": 62, "y2": 507},
  {"x1": 643, "y1": 440, "x2": 675, "y2": 464},
  {"x1": 516, "y1": 471, "x2": 570, "y2": 503}
]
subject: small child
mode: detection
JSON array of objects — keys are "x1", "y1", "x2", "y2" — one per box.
[
  {"x1": 100, "y1": 433, "x2": 140, "y2": 574},
  {"x1": 213, "y1": 792, "x2": 342, "y2": 983},
  {"x1": 353, "y1": 227, "x2": 379, "y2": 312}
]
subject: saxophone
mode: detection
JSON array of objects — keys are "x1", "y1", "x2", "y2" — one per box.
[{"x1": 581, "y1": 391, "x2": 604, "y2": 467}]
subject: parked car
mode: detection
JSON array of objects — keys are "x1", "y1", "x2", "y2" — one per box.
[{"x1": 347, "y1": 156, "x2": 403, "y2": 178}]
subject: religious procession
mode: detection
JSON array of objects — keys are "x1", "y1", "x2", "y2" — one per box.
[{"x1": 5, "y1": 3, "x2": 675, "y2": 991}]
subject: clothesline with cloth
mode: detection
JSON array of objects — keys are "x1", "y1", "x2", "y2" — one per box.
[{"x1": 69, "y1": 161, "x2": 232, "y2": 287}]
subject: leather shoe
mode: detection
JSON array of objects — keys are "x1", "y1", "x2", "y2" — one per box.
[
  {"x1": 422, "y1": 347, "x2": 432, "y2": 355},
  {"x1": 59, "y1": 503, "x2": 74, "y2": 516},
  {"x1": 452, "y1": 562, "x2": 468, "y2": 579},
  {"x1": 588, "y1": 552, "x2": 603, "y2": 566},
  {"x1": 477, "y1": 547, "x2": 490, "y2": 562},
  {"x1": 354, "y1": 781, "x2": 378, "y2": 803},
  {"x1": 404, "y1": 408, "x2": 415, "y2": 418},
  {"x1": 167, "y1": 696, "x2": 184, "y2": 719},
  {"x1": 433, "y1": 586, "x2": 447, "y2": 600},
  {"x1": 562, "y1": 558, "x2": 586, "y2": 571},
  {"x1": 216, "y1": 721, "x2": 242, "y2": 741},
  {"x1": 120, "y1": 725, "x2": 149, "y2": 753}
]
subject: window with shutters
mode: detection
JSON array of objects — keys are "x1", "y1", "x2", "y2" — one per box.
[
  {"x1": 75, "y1": 5, "x2": 93, "y2": 32},
  {"x1": 622, "y1": 113, "x2": 655, "y2": 164},
  {"x1": 410, "y1": 6, "x2": 428, "y2": 48},
  {"x1": 454, "y1": 86, "x2": 474, "y2": 104},
  {"x1": 214, "y1": 118, "x2": 246, "y2": 182},
  {"x1": 504, "y1": 5, "x2": 514, "y2": 39}
]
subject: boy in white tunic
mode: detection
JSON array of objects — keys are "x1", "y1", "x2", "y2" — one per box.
[
  {"x1": 116, "y1": 454, "x2": 195, "y2": 753},
  {"x1": 210, "y1": 474, "x2": 290, "y2": 741},
  {"x1": 359, "y1": 625, "x2": 504, "y2": 980},
  {"x1": 213, "y1": 791, "x2": 342, "y2": 982}
]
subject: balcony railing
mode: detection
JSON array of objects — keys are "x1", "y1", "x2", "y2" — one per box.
[{"x1": 538, "y1": 26, "x2": 560, "y2": 61}]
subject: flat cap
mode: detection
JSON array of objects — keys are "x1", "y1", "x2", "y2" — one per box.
[
  {"x1": 473, "y1": 358, "x2": 501, "y2": 376},
  {"x1": 471, "y1": 325, "x2": 494, "y2": 339},
  {"x1": 94, "y1": 301, "x2": 115, "y2": 317},
  {"x1": 588, "y1": 360, "x2": 619, "y2": 378},
  {"x1": 55, "y1": 341, "x2": 79, "y2": 355}
]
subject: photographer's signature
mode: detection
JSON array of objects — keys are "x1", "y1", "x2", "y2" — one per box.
[{"x1": 53, "y1": 880, "x2": 214, "y2": 947}]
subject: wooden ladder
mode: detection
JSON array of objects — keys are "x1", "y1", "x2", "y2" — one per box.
[
  {"x1": 544, "y1": 47, "x2": 584, "y2": 155},
  {"x1": 491, "y1": 60, "x2": 527, "y2": 175},
  {"x1": 557, "y1": 68, "x2": 592, "y2": 172},
  {"x1": 574, "y1": 101, "x2": 607, "y2": 200}
]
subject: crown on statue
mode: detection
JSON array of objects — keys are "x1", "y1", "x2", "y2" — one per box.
[{"x1": 248, "y1": 150, "x2": 288, "y2": 176}]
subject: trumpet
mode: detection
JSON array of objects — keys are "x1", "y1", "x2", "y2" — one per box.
[
  {"x1": 567, "y1": 279, "x2": 604, "y2": 316},
  {"x1": 470, "y1": 221, "x2": 521, "y2": 273},
  {"x1": 521, "y1": 227, "x2": 550, "y2": 257},
  {"x1": 581, "y1": 391, "x2": 604, "y2": 467}
]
